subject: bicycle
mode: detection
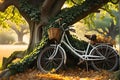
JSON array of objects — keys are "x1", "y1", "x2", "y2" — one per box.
[{"x1": 37, "y1": 18, "x2": 119, "y2": 73}]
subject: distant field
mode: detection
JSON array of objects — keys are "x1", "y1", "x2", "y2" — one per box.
[{"x1": 0, "y1": 45, "x2": 28, "y2": 63}]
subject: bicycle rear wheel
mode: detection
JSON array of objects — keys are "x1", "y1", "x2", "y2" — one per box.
[
  {"x1": 37, "y1": 45, "x2": 64, "y2": 73},
  {"x1": 91, "y1": 44, "x2": 118, "y2": 71}
]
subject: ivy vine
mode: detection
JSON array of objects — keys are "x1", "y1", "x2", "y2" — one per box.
[
  {"x1": 18, "y1": 0, "x2": 40, "y2": 21},
  {"x1": 8, "y1": 0, "x2": 108, "y2": 75}
]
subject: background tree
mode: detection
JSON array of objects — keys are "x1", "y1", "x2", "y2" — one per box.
[
  {"x1": 0, "y1": 0, "x2": 119, "y2": 79},
  {"x1": 0, "y1": 0, "x2": 111, "y2": 53},
  {"x1": 83, "y1": 2, "x2": 120, "y2": 40},
  {"x1": 0, "y1": 6, "x2": 26, "y2": 28},
  {"x1": 0, "y1": 6, "x2": 29, "y2": 44},
  {"x1": 7, "y1": 21, "x2": 29, "y2": 44},
  {"x1": 0, "y1": 31, "x2": 15, "y2": 44}
]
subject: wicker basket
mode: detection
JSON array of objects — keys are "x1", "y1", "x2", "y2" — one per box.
[{"x1": 48, "y1": 27, "x2": 61, "y2": 42}]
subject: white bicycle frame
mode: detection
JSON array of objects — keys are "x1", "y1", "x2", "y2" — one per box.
[{"x1": 49, "y1": 27, "x2": 105, "y2": 64}]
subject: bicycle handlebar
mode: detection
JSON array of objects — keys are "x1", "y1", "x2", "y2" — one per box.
[{"x1": 50, "y1": 18, "x2": 76, "y2": 33}]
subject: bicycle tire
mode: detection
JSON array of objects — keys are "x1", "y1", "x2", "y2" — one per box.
[
  {"x1": 37, "y1": 45, "x2": 64, "y2": 73},
  {"x1": 110, "y1": 0, "x2": 119, "y2": 4},
  {"x1": 91, "y1": 44, "x2": 118, "y2": 71}
]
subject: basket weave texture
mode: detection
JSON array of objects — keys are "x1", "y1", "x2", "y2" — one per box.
[{"x1": 48, "y1": 27, "x2": 61, "y2": 42}]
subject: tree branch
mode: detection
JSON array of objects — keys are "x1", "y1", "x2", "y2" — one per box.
[
  {"x1": 6, "y1": 21, "x2": 20, "y2": 34},
  {"x1": 49, "y1": 0, "x2": 65, "y2": 17},
  {"x1": 67, "y1": 0, "x2": 109, "y2": 25},
  {"x1": 40, "y1": 0, "x2": 56, "y2": 24},
  {"x1": 2, "y1": 51, "x2": 24, "y2": 69}
]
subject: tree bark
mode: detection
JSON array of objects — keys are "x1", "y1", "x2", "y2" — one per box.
[
  {"x1": 0, "y1": 0, "x2": 111, "y2": 78},
  {"x1": 0, "y1": 0, "x2": 109, "y2": 53},
  {"x1": 18, "y1": 33, "x2": 23, "y2": 42},
  {"x1": 2, "y1": 51, "x2": 24, "y2": 69},
  {"x1": 27, "y1": 0, "x2": 66, "y2": 52},
  {"x1": 105, "y1": 21, "x2": 118, "y2": 39}
]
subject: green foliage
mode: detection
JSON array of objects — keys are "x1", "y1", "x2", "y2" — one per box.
[
  {"x1": 62, "y1": 35, "x2": 89, "y2": 59},
  {"x1": 18, "y1": 0, "x2": 106, "y2": 22},
  {"x1": 18, "y1": 0, "x2": 40, "y2": 21},
  {"x1": 0, "y1": 6, "x2": 27, "y2": 29},
  {"x1": 47, "y1": 0, "x2": 105, "y2": 28},
  {"x1": 65, "y1": 0, "x2": 85, "y2": 6},
  {"x1": 8, "y1": 34, "x2": 88, "y2": 74},
  {"x1": 8, "y1": 36, "x2": 48, "y2": 74},
  {"x1": 7, "y1": 0, "x2": 108, "y2": 74},
  {"x1": 83, "y1": 2, "x2": 119, "y2": 29},
  {"x1": 94, "y1": 15, "x2": 112, "y2": 28},
  {"x1": 0, "y1": 32, "x2": 15, "y2": 44},
  {"x1": 68, "y1": 35, "x2": 88, "y2": 51},
  {"x1": 84, "y1": 4, "x2": 119, "y2": 39}
]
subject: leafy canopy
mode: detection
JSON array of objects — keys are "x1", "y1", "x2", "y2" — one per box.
[
  {"x1": 0, "y1": 6, "x2": 27, "y2": 29},
  {"x1": 83, "y1": 3, "x2": 119, "y2": 34}
]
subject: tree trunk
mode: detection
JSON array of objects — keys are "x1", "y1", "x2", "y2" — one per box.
[
  {"x1": 0, "y1": 0, "x2": 111, "y2": 79},
  {"x1": 27, "y1": 22, "x2": 43, "y2": 53},
  {"x1": 26, "y1": 0, "x2": 66, "y2": 53},
  {"x1": 106, "y1": 20, "x2": 118, "y2": 40},
  {"x1": 0, "y1": 0, "x2": 65, "y2": 70},
  {"x1": 18, "y1": 33, "x2": 23, "y2": 42}
]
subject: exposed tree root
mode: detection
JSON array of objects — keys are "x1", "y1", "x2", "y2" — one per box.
[
  {"x1": 0, "y1": 69, "x2": 11, "y2": 79},
  {"x1": 2, "y1": 51, "x2": 25, "y2": 70}
]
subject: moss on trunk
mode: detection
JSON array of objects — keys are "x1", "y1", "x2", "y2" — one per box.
[{"x1": 4, "y1": 0, "x2": 109, "y2": 76}]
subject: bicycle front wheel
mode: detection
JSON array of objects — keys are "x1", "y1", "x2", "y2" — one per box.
[
  {"x1": 37, "y1": 45, "x2": 64, "y2": 73},
  {"x1": 91, "y1": 44, "x2": 118, "y2": 71}
]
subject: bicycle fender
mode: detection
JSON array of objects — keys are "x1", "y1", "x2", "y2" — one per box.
[{"x1": 50, "y1": 44, "x2": 67, "y2": 64}]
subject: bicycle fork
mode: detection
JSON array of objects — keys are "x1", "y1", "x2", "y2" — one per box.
[
  {"x1": 48, "y1": 45, "x2": 58, "y2": 60},
  {"x1": 48, "y1": 44, "x2": 67, "y2": 64}
]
